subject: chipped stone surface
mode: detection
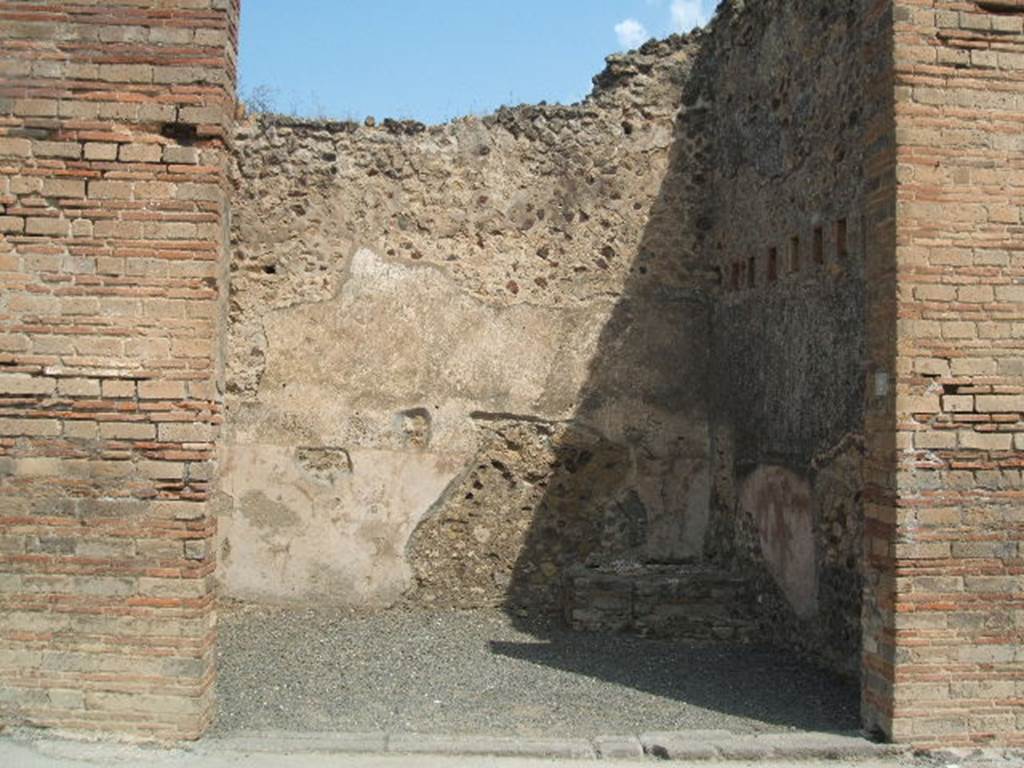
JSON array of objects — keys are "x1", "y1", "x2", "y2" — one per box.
[{"x1": 563, "y1": 563, "x2": 758, "y2": 641}]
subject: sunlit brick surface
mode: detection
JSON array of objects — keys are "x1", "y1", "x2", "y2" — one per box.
[
  {"x1": 0, "y1": 0, "x2": 238, "y2": 740},
  {"x1": 863, "y1": 0, "x2": 1024, "y2": 747}
]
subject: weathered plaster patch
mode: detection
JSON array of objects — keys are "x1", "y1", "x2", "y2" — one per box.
[
  {"x1": 238, "y1": 490, "x2": 301, "y2": 530},
  {"x1": 739, "y1": 465, "x2": 818, "y2": 619},
  {"x1": 296, "y1": 446, "x2": 353, "y2": 484},
  {"x1": 217, "y1": 443, "x2": 465, "y2": 606},
  {"x1": 260, "y1": 247, "x2": 602, "y2": 420}
]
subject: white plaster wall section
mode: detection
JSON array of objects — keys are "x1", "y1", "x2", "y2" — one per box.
[{"x1": 218, "y1": 443, "x2": 464, "y2": 605}]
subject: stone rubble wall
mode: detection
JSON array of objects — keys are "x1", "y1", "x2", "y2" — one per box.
[
  {"x1": 223, "y1": 0, "x2": 881, "y2": 685},
  {"x1": 223, "y1": 37, "x2": 715, "y2": 612},
  {"x1": 700, "y1": 0, "x2": 877, "y2": 677},
  {"x1": 0, "y1": 0, "x2": 238, "y2": 740}
]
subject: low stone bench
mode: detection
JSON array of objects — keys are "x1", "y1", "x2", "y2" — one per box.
[{"x1": 563, "y1": 562, "x2": 759, "y2": 642}]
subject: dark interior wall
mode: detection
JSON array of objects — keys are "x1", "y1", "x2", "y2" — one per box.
[{"x1": 701, "y1": 0, "x2": 874, "y2": 674}]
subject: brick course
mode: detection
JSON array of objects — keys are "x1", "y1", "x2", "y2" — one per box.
[{"x1": 0, "y1": 0, "x2": 238, "y2": 740}]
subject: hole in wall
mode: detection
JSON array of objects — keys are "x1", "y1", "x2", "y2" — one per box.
[
  {"x1": 161, "y1": 122, "x2": 199, "y2": 145},
  {"x1": 978, "y1": 1, "x2": 1024, "y2": 15},
  {"x1": 835, "y1": 219, "x2": 848, "y2": 260}
]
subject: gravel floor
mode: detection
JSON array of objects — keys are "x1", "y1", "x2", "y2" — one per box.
[{"x1": 214, "y1": 605, "x2": 859, "y2": 738}]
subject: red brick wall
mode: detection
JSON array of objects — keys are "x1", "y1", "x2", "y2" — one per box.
[
  {"x1": 0, "y1": 0, "x2": 238, "y2": 739},
  {"x1": 864, "y1": 0, "x2": 1024, "y2": 747}
]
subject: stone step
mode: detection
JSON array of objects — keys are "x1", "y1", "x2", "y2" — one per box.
[{"x1": 563, "y1": 562, "x2": 759, "y2": 641}]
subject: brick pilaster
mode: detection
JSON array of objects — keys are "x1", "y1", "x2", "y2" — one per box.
[
  {"x1": 865, "y1": 0, "x2": 1024, "y2": 747},
  {"x1": 0, "y1": 0, "x2": 238, "y2": 739}
]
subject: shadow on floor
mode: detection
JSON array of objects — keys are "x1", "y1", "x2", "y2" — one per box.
[{"x1": 487, "y1": 634, "x2": 859, "y2": 735}]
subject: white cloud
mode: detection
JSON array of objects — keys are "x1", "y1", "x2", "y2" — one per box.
[
  {"x1": 614, "y1": 18, "x2": 649, "y2": 49},
  {"x1": 670, "y1": 0, "x2": 710, "y2": 33}
]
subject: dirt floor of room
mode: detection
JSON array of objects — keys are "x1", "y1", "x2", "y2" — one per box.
[{"x1": 212, "y1": 605, "x2": 860, "y2": 737}]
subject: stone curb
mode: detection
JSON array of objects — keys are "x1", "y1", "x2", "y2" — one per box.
[
  {"x1": 639, "y1": 730, "x2": 903, "y2": 761},
  {"x1": 210, "y1": 731, "x2": 598, "y2": 759},
  {"x1": 204, "y1": 728, "x2": 902, "y2": 761},
  {"x1": 207, "y1": 731, "x2": 388, "y2": 754},
  {"x1": 388, "y1": 734, "x2": 597, "y2": 759}
]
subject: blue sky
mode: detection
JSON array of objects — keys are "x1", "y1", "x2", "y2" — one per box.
[{"x1": 239, "y1": 0, "x2": 720, "y2": 124}]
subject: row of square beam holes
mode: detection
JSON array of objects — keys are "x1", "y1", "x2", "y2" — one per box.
[{"x1": 728, "y1": 219, "x2": 848, "y2": 291}]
